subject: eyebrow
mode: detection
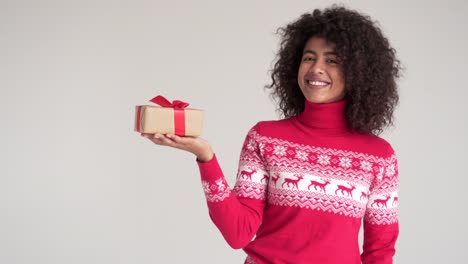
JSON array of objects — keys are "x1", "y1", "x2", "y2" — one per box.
[{"x1": 303, "y1": 50, "x2": 338, "y2": 56}]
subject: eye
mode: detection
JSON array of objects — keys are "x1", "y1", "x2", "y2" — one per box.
[
  {"x1": 326, "y1": 58, "x2": 338, "y2": 64},
  {"x1": 302, "y1": 57, "x2": 315, "y2": 62}
]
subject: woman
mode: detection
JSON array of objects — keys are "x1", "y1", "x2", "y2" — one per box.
[{"x1": 142, "y1": 5, "x2": 401, "y2": 264}]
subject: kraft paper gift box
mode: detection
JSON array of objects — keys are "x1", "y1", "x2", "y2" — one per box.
[{"x1": 135, "y1": 95, "x2": 203, "y2": 136}]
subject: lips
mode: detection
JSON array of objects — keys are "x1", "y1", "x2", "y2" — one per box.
[
  {"x1": 306, "y1": 78, "x2": 331, "y2": 88},
  {"x1": 307, "y1": 80, "x2": 330, "y2": 86},
  {"x1": 304, "y1": 73, "x2": 331, "y2": 86}
]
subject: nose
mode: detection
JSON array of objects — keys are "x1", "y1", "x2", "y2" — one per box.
[{"x1": 309, "y1": 60, "x2": 324, "y2": 74}]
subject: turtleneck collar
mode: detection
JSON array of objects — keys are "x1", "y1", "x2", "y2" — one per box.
[{"x1": 296, "y1": 99, "x2": 349, "y2": 131}]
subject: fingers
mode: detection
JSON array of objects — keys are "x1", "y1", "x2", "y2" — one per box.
[
  {"x1": 140, "y1": 133, "x2": 210, "y2": 159},
  {"x1": 152, "y1": 133, "x2": 174, "y2": 146},
  {"x1": 165, "y1": 133, "x2": 185, "y2": 144},
  {"x1": 141, "y1": 133, "x2": 186, "y2": 148}
]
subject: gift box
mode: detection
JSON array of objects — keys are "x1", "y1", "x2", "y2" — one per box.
[{"x1": 135, "y1": 95, "x2": 203, "y2": 136}]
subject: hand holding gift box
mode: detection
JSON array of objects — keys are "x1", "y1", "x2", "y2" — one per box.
[{"x1": 135, "y1": 95, "x2": 203, "y2": 137}]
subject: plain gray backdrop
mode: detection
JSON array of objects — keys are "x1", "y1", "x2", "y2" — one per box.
[{"x1": 2, "y1": 0, "x2": 467, "y2": 263}]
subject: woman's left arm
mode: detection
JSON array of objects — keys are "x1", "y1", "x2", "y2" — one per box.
[{"x1": 361, "y1": 150, "x2": 399, "y2": 264}]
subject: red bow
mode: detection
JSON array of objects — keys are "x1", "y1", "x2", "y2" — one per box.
[
  {"x1": 150, "y1": 95, "x2": 188, "y2": 136},
  {"x1": 150, "y1": 95, "x2": 189, "y2": 109}
]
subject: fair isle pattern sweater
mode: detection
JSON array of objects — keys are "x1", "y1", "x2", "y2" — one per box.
[{"x1": 197, "y1": 100, "x2": 399, "y2": 264}]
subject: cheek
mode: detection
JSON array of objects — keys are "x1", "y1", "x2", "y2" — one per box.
[
  {"x1": 297, "y1": 68, "x2": 304, "y2": 87},
  {"x1": 297, "y1": 65, "x2": 308, "y2": 85},
  {"x1": 331, "y1": 69, "x2": 345, "y2": 86},
  {"x1": 338, "y1": 67, "x2": 346, "y2": 81}
]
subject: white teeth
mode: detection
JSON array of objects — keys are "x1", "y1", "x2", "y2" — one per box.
[{"x1": 308, "y1": 80, "x2": 329, "y2": 86}]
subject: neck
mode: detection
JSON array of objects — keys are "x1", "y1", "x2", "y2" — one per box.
[{"x1": 296, "y1": 99, "x2": 349, "y2": 131}]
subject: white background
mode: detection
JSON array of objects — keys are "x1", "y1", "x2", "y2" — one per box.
[{"x1": 2, "y1": 0, "x2": 467, "y2": 263}]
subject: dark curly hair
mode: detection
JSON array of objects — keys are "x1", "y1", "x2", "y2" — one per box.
[{"x1": 266, "y1": 5, "x2": 401, "y2": 135}]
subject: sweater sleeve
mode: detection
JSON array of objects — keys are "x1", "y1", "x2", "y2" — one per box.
[
  {"x1": 197, "y1": 124, "x2": 268, "y2": 249},
  {"x1": 361, "y1": 148, "x2": 399, "y2": 264}
]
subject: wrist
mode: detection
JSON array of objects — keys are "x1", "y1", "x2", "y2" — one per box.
[{"x1": 196, "y1": 150, "x2": 214, "y2": 162}]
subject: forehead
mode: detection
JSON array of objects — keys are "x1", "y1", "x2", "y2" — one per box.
[{"x1": 303, "y1": 37, "x2": 337, "y2": 53}]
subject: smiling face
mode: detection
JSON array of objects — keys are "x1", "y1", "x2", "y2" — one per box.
[{"x1": 297, "y1": 37, "x2": 346, "y2": 104}]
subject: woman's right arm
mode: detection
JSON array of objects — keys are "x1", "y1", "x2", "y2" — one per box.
[{"x1": 141, "y1": 124, "x2": 268, "y2": 249}]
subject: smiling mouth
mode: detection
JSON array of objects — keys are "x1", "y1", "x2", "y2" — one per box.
[{"x1": 307, "y1": 80, "x2": 330, "y2": 86}]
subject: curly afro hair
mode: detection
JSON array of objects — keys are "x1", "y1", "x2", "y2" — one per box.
[{"x1": 266, "y1": 5, "x2": 401, "y2": 135}]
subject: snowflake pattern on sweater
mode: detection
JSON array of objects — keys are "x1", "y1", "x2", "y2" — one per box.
[{"x1": 202, "y1": 177, "x2": 230, "y2": 202}]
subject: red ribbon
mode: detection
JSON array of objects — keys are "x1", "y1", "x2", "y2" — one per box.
[{"x1": 150, "y1": 95, "x2": 189, "y2": 136}]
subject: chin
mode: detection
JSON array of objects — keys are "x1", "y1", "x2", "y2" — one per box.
[
  {"x1": 306, "y1": 94, "x2": 344, "y2": 104},
  {"x1": 306, "y1": 97, "x2": 329, "y2": 104}
]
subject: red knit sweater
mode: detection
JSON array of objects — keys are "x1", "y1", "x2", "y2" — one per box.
[{"x1": 197, "y1": 99, "x2": 399, "y2": 264}]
